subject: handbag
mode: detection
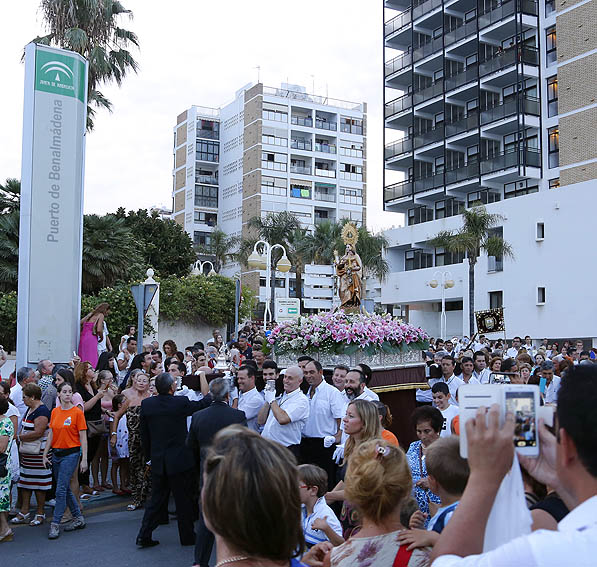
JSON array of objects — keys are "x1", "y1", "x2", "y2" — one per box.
[
  {"x1": 19, "y1": 438, "x2": 42, "y2": 455},
  {"x1": 86, "y1": 419, "x2": 108, "y2": 438}
]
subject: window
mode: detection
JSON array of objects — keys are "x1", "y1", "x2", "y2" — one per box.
[
  {"x1": 197, "y1": 119, "x2": 219, "y2": 140},
  {"x1": 547, "y1": 76, "x2": 558, "y2": 117},
  {"x1": 262, "y1": 134, "x2": 288, "y2": 147},
  {"x1": 487, "y1": 227, "x2": 504, "y2": 272},
  {"x1": 194, "y1": 211, "x2": 218, "y2": 226},
  {"x1": 407, "y1": 206, "x2": 433, "y2": 225},
  {"x1": 536, "y1": 222, "x2": 545, "y2": 240},
  {"x1": 340, "y1": 141, "x2": 364, "y2": 157},
  {"x1": 194, "y1": 231, "x2": 213, "y2": 251},
  {"x1": 262, "y1": 109, "x2": 288, "y2": 122},
  {"x1": 195, "y1": 185, "x2": 218, "y2": 208},
  {"x1": 548, "y1": 127, "x2": 559, "y2": 168},
  {"x1": 435, "y1": 248, "x2": 465, "y2": 266},
  {"x1": 537, "y1": 287, "x2": 546, "y2": 304},
  {"x1": 314, "y1": 183, "x2": 336, "y2": 202},
  {"x1": 196, "y1": 140, "x2": 219, "y2": 162},
  {"x1": 340, "y1": 117, "x2": 363, "y2": 135},
  {"x1": 504, "y1": 180, "x2": 539, "y2": 199},
  {"x1": 261, "y1": 175, "x2": 287, "y2": 196},
  {"x1": 435, "y1": 199, "x2": 464, "y2": 219},
  {"x1": 545, "y1": 0, "x2": 555, "y2": 14},
  {"x1": 489, "y1": 291, "x2": 503, "y2": 309},
  {"x1": 549, "y1": 178, "x2": 560, "y2": 189},
  {"x1": 405, "y1": 249, "x2": 433, "y2": 271},
  {"x1": 339, "y1": 164, "x2": 363, "y2": 181},
  {"x1": 259, "y1": 278, "x2": 286, "y2": 288},
  {"x1": 340, "y1": 187, "x2": 363, "y2": 205},
  {"x1": 467, "y1": 190, "x2": 501, "y2": 207},
  {"x1": 262, "y1": 152, "x2": 287, "y2": 171},
  {"x1": 290, "y1": 184, "x2": 311, "y2": 199},
  {"x1": 195, "y1": 168, "x2": 218, "y2": 185},
  {"x1": 546, "y1": 26, "x2": 557, "y2": 65}
]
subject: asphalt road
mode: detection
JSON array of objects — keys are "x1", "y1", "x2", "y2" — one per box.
[{"x1": 5, "y1": 495, "x2": 214, "y2": 567}]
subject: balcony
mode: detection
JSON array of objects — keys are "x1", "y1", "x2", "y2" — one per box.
[
  {"x1": 480, "y1": 96, "x2": 539, "y2": 125},
  {"x1": 479, "y1": 46, "x2": 538, "y2": 76},
  {"x1": 446, "y1": 111, "x2": 479, "y2": 137},
  {"x1": 445, "y1": 161, "x2": 480, "y2": 184},
  {"x1": 291, "y1": 139, "x2": 312, "y2": 151},
  {"x1": 414, "y1": 125, "x2": 444, "y2": 149},
  {"x1": 195, "y1": 174, "x2": 218, "y2": 185},
  {"x1": 414, "y1": 171, "x2": 444, "y2": 193},
  {"x1": 413, "y1": 36, "x2": 444, "y2": 62},
  {"x1": 385, "y1": 51, "x2": 412, "y2": 76},
  {"x1": 196, "y1": 129, "x2": 219, "y2": 140},
  {"x1": 315, "y1": 168, "x2": 336, "y2": 178},
  {"x1": 340, "y1": 124, "x2": 363, "y2": 135},
  {"x1": 445, "y1": 19, "x2": 477, "y2": 47},
  {"x1": 314, "y1": 142, "x2": 337, "y2": 154},
  {"x1": 314, "y1": 190, "x2": 336, "y2": 203},
  {"x1": 413, "y1": 79, "x2": 444, "y2": 104},
  {"x1": 480, "y1": 147, "x2": 541, "y2": 174},
  {"x1": 479, "y1": 0, "x2": 538, "y2": 29},
  {"x1": 413, "y1": 0, "x2": 442, "y2": 20},
  {"x1": 385, "y1": 93, "x2": 413, "y2": 118},
  {"x1": 291, "y1": 116, "x2": 313, "y2": 127},
  {"x1": 385, "y1": 137, "x2": 413, "y2": 160},
  {"x1": 385, "y1": 9, "x2": 412, "y2": 36},
  {"x1": 290, "y1": 165, "x2": 311, "y2": 175},
  {"x1": 314, "y1": 216, "x2": 336, "y2": 225},
  {"x1": 385, "y1": 180, "x2": 413, "y2": 201},
  {"x1": 315, "y1": 119, "x2": 337, "y2": 131},
  {"x1": 445, "y1": 64, "x2": 478, "y2": 91}
]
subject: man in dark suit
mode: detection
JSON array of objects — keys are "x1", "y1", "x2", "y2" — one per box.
[
  {"x1": 136, "y1": 372, "x2": 212, "y2": 548},
  {"x1": 186, "y1": 377, "x2": 247, "y2": 567}
]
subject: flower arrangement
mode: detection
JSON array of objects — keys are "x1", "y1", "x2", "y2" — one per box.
[{"x1": 265, "y1": 311, "x2": 429, "y2": 356}]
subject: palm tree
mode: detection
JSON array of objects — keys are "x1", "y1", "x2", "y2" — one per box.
[
  {"x1": 428, "y1": 205, "x2": 514, "y2": 335},
  {"x1": 0, "y1": 212, "x2": 20, "y2": 291},
  {"x1": 33, "y1": 0, "x2": 140, "y2": 130},
  {"x1": 195, "y1": 228, "x2": 238, "y2": 273},
  {"x1": 0, "y1": 179, "x2": 21, "y2": 214},
  {"x1": 356, "y1": 225, "x2": 390, "y2": 283},
  {"x1": 298, "y1": 220, "x2": 342, "y2": 264}
]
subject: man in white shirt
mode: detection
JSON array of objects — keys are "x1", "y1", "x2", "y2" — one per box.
[
  {"x1": 505, "y1": 336, "x2": 522, "y2": 359},
  {"x1": 541, "y1": 360, "x2": 561, "y2": 404},
  {"x1": 429, "y1": 357, "x2": 464, "y2": 406},
  {"x1": 300, "y1": 360, "x2": 345, "y2": 489},
  {"x1": 431, "y1": 382, "x2": 459, "y2": 437},
  {"x1": 523, "y1": 336, "x2": 536, "y2": 358},
  {"x1": 331, "y1": 365, "x2": 349, "y2": 392},
  {"x1": 258, "y1": 365, "x2": 309, "y2": 459},
  {"x1": 342, "y1": 369, "x2": 377, "y2": 404},
  {"x1": 10, "y1": 366, "x2": 36, "y2": 418},
  {"x1": 431, "y1": 364, "x2": 597, "y2": 567},
  {"x1": 237, "y1": 365, "x2": 264, "y2": 432},
  {"x1": 472, "y1": 351, "x2": 491, "y2": 384},
  {"x1": 457, "y1": 357, "x2": 480, "y2": 385},
  {"x1": 356, "y1": 363, "x2": 380, "y2": 401},
  {"x1": 117, "y1": 336, "x2": 137, "y2": 387}
]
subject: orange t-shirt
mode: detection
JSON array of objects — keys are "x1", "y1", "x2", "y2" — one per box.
[
  {"x1": 381, "y1": 428, "x2": 400, "y2": 447},
  {"x1": 451, "y1": 415, "x2": 460, "y2": 435},
  {"x1": 49, "y1": 406, "x2": 87, "y2": 449}
]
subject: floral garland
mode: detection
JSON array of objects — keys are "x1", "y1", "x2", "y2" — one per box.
[{"x1": 265, "y1": 312, "x2": 429, "y2": 356}]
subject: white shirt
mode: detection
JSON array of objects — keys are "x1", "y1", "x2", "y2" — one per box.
[
  {"x1": 302, "y1": 497, "x2": 343, "y2": 547},
  {"x1": 544, "y1": 375, "x2": 561, "y2": 404},
  {"x1": 457, "y1": 374, "x2": 481, "y2": 386},
  {"x1": 97, "y1": 321, "x2": 109, "y2": 353},
  {"x1": 363, "y1": 386, "x2": 380, "y2": 401},
  {"x1": 429, "y1": 375, "x2": 464, "y2": 406},
  {"x1": 505, "y1": 347, "x2": 519, "y2": 359},
  {"x1": 473, "y1": 368, "x2": 492, "y2": 384},
  {"x1": 439, "y1": 405, "x2": 459, "y2": 438},
  {"x1": 262, "y1": 388, "x2": 309, "y2": 447},
  {"x1": 238, "y1": 387, "x2": 265, "y2": 432},
  {"x1": 10, "y1": 382, "x2": 27, "y2": 418},
  {"x1": 431, "y1": 495, "x2": 597, "y2": 567},
  {"x1": 303, "y1": 380, "x2": 345, "y2": 438},
  {"x1": 117, "y1": 350, "x2": 134, "y2": 383}
]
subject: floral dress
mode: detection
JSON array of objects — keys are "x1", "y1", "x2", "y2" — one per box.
[
  {"x1": 406, "y1": 440, "x2": 441, "y2": 526},
  {"x1": 0, "y1": 417, "x2": 14, "y2": 512},
  {"x1": 127, "y1": 406, "x2": 150, "y2": 507}
]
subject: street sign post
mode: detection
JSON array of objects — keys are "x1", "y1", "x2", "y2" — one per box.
[
  {"x1": 17, "y1": 44, "x2": 88, "y2": 367},
  {"x1": 131, "y1": 281, "x2": 158, "y2": 353}
]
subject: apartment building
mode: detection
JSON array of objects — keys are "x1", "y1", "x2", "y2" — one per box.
[
  {"x1": 172, "y1": 83, "x2": 367, "y2": 311},
  {"x1": 381, "y1": 0, "x2": 597, "y2": 342}
]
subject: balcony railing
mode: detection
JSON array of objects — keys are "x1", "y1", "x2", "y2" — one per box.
[
  {"x1": 445, "y1": 64, "x2": 478, "y2": 91},
  {"x1": 414, "y1": 125, "x2": 444, "y2": 148},
  {"x1": 479, "y1": 46, "x2": 538, "y2": 76},
  {"x1": 315, "y1": 119, "x2": 337, "y2": 131},
  {"x1": 315, "y1": 143, "x2": 337, "y2": 154},
  {"x1": 385, "y1": 9, "x2": 412, "y2": 36},
  {"x1": 291, "y1": 116, "x2": 313, "y2": 127},
  {"x1": 446, "y1": 111, "x2": 479, "y2": 137},
  {"x1": 314, "y1": 216, "x2": 336, "y2": 225},
  {"x1": 413, "y1": 35, "x2": 444, "y2": 62},
  {"x1": 414, "y1": 171, "x2": 444, "y2": 193},
  {"x1": 314, "y1": 191, "x2": 337, "y2": 202},
  {"x1": 480, "y1": 96, "x2": 539, "y2": 125},
  {"x1": 290, "y1": 165, "x2": 311, "y2": 175},
  {"x1": 196, "y1": 129, "x2": 219, "y2": 140},
  {"x1": 480, "y1": 147, "x2": 541, "y2": 174},
  {"x1": 384, "y1": 180, "x2": 413, "y2": 201},
  {"x1": 385, "y1": 137, "x2": 413, "y2": 159},
  {"x1": 195, "y1": 174, "x2": 218, "y2": 185},
  {"x1": 413, "y1": 79, "x2": 444, "y2": 104},
  {"x1": 445, "y1": 161, "x2": 480, "y2": 184},
  {"x1": 385, "y1": 51, "x2": 412, "y2": 76},
  {"x1": 445, "y1": 18, "x2": 477, "y2": 47},
  {"x1": 315, "y1": 168, "x2": 336, "y2": 178},
  {"x1": 385, "y1": 93, "x2": 413, "y2": 118},
  {"x1": 479, "y1": 0, "x2": 538, "y2": 29},
  {"x1": 413, "y1": 0, "x2": 442, "y2": 20},
  {"x1": 291, "y1": 139, "x2": 312, "y2": 150},
  {"x1": 340, "y1": 124, "x2": 364, "y2": 135}
]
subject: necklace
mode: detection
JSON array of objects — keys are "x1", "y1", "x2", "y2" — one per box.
[{"x1": 214, "y1": 556, "x2": 250, "y2": 567}]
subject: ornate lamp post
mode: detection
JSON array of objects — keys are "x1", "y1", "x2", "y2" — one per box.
[{"x1": 428, "y1": 270, "x2": 455, "y2": 340}]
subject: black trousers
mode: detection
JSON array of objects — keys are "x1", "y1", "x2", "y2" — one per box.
[
  {"x1": 299, "y1": 437, "x2": 337, "y2": 491},
  {"x1": 194, "y1": 502, "x2": 214, "y2": 567},
  {"x1": 78, "y1": 433, "x2": 100, "y2": 487},
  {"x1": 138, "y1": 468, "x2": 196, "y2": 545}
]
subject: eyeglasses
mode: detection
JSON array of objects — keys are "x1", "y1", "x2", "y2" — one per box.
[{"x1": 299, "y1": 484, "x2": 310, "y2": 489}]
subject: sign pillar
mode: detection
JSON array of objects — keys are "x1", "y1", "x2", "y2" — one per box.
[{"x1": 17, "y1": 43, "x2": 88, "y2": 368}]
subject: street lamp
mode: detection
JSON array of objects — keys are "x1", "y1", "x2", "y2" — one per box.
[
  {"x1": 191, "y1": 260, "x2": 216, "y2": 276},
  {"x1": 247, "y1": 240, "x2": 292, "y2": 330},
  {"x1": 428, "y1": 270, "x2": 455, "y2": 340}
]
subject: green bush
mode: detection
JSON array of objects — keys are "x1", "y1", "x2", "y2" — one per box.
[{"x1": 0, "y1": 291, "x2": 17, "y2": 351}]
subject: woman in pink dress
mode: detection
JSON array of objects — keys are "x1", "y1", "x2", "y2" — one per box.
[{"x1": 78, "y1": 303, "x2": 110, "y2": 368}]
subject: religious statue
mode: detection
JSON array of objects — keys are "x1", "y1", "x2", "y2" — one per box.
[{"x1": 335, "y1": 223, "x2": 363, "y2": 310}]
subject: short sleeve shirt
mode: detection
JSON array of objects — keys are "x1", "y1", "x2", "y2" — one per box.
[
  {"x1": 302, "y1": 497, "x2": 343, "y2": 547},
  {"x1": 303, "y1": 380, "x2": 345, "y2": 438},
  {"x1": 262, "y1": 388, "x2": 309, "y2": 447},
  {"x1": 49, "y1": 406, "x2": 87, "y2": 449},
  {"x1": 238, "y1": 387, "x2": 265, "y2": 432}
]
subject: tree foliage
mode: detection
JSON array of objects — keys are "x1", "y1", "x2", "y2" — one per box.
[
  {"x1": 33, "y1": 0, "x2": 140, "y2": 130},
  {"x1": 195, "y1": 227, "x2": 238, "y2": 273},
  {"x1": 0, "y1": 178, "x2": 21, "y2": 214}
]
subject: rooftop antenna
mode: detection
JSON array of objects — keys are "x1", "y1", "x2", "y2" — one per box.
[
  {"x1": 255, "y1": 65, "x2": 261, "y2": 84},
  {"x1": 310, "y1": 74, "x2": 315, "y2": 94}
]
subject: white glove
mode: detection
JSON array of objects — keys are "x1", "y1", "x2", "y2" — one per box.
[
  {"x1": 323, "y1": 436, "x2": 336, "y2": 449},
  {"x1": 333, "y1": 444, "x2": 345, "y2": 464},
  {"x1": 264, "y1": 390, "x2": 276, "y2": 404}
]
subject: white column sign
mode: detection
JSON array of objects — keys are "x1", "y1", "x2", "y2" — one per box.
[{"x1": 17, "y1": 43, "x2": 88, "y2": 367}]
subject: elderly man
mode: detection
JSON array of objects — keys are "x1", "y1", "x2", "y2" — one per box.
[
  {"x1": 258, "y1": 365, "x2": 309, "y2": 458},
  {"x1": 10, "y1": 366, "x2": 36, "y2": 418},
  {"x1": 37, "y1": 359, "x2": 57, "y2": 410},
  {"x1": 136, "y1": 372, "x2": 212, "y2": 548}
]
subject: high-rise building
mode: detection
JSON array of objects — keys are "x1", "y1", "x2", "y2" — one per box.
[
  {"x1": 381, "y1": 0, "x2": 597, "y2": 342},
  {"x1": 173, "y1": 83, "x2": 367, "y2": 313}
]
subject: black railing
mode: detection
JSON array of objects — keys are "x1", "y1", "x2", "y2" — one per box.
[
  {"x1": 445, "y1": 19, "x2": 477, "y2": 47},
  {"x1": 479, "y1": 46, "x2": 538, "y2": 76},
  {"x1": 413, "y1": 79, "x2": 444, "y2": 104},
  {"x1": 385, "y1": 137, "x2": 413, "y2": 159},
  {"x1": 413, "y1": 36, "x2": 444, "y2": 62},
  {"x1": 385, "y1": 94, "x2": 413, "y2": 118},
  {"x1": 480, "y1": 96, "x2": 540, "y2": 125},
  {"x1": 385, "y1": 9, "x2": 412, "y2": 36},
  {"x1": 445, "y1": 64, "x2": 478, "y2": 91},
  {"x1": 385, "y1": 180, "x2": 413, "y2": 201},
  {"x1": 414, "y1": 125, "x2": 444, "y2": 148},
  {"x1": 445, "y1": 162, "x2": 480, "y2": 184},
  {"x1": 385, "y1": 51, "x2": 412, "y2": 76},
  {"x1": 414, "y1": 172, "x2": 444, "y2": 193},
  {"x1": 446, "y1": 111, "x2": 479, "y2": 137},
  {"x1": 480, "y1": 147, "x2": 541, "y2": 174},
  {"x1": 413, "y1": 0, "x2": 442, "y2": 20}
]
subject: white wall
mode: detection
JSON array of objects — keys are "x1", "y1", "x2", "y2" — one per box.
[{"x1": 158, "y1": 319, "x2": 227, "y2": 351}]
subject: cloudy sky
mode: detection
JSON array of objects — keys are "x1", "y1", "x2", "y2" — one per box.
[{"x1": 0, "y1": 0, "x2": 403, "y2": 231}]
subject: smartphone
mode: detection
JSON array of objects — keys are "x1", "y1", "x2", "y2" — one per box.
[
  {"x1": 489, "y1": 372, "x2": 518, "y2": 384},
  {"x1": 265, "y1": 379, "x2": 276, "y2": 393}
]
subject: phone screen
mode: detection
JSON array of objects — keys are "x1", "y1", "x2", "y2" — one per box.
[
  {"x1": 490, "y1": 373, "x2": 511, "y2": 384},
  {"x1": 505, "y1": 391, "x2": 537, "y2": 448}
]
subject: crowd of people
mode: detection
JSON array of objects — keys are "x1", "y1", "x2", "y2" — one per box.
[{"x1": 0, "y1": 308, "x2": 595, "y2": 567}]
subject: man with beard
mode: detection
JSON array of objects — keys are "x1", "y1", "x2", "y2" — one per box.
[{"x1": 342, "y1": 369, "x2": 377, "y2": 404}]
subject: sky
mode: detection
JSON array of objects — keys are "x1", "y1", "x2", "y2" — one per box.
[{"x1": 0, "y1": 0, "x2": 404, "y2": 232}]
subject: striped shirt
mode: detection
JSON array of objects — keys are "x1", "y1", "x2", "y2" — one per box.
[{"x1": 302, "y1": 497, "x2": 342, "y2": 547}]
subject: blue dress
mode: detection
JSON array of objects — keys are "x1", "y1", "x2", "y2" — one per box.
[{"x1": 406, "y1": 440, "x2": 441, "y2": 526}]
